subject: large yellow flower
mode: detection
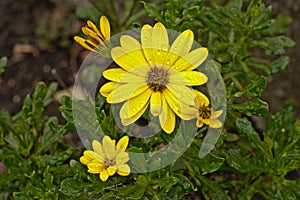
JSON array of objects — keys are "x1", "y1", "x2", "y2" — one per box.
[
  {"x1": 74, "y1": 16, "x2": 111, "y2": 57},
  {"x1": 80, "y1": 135, "x2": 130, "y2": 182},
  {"x1": 100, "y1": 22, "x2": 209, "y2": 133}
]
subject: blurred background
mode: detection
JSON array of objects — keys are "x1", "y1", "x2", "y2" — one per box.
[{"x1": 0, "y1": 0, "x2": 299, "y2": 122}]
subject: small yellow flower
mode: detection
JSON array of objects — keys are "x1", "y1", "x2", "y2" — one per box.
[
  {"x1": 80, "y1": 135, "x2": 130, "y2": 182},
  {"x1": 181, "y1": 91, "x2": 223, "y2": 128},
  {"x1": 74, "y1": 16, "x2": 111, "y2": 57},
  {"x1": 100, "y1": 22, "x2": 209, "y2": 134}
]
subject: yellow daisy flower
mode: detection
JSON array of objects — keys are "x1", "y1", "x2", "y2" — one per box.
[
  {"x1": 74, "y1": 16, "x2": 111, "y2": 57},
  {"x1": 80, "y1": 135, "x2": 130, "y2": 182},
  {"x1": 192, "y1": 91, "x2": 223, "y2": 128},
  {"x1": 100, "y1": 22, "x2": 209, "y2": 134}
]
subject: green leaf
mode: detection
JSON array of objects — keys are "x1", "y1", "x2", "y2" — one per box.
[
  {"x1": 190, "y1": 153, "x2": 225, "y2": 175},
  {"x1": 141, "y1": 1, "x2": 163, "y2": 21},
  {"x1": 235, "y1": 118, "x2": 261, "y2": 146},
  {"x1": 60, "y1": 178, "x2": 83, "y2": 196},
  {"x1": 230, "y1": 98, "x2": 269, "y2": 117},
  {"x1": 151, "y1": 174, "x2": 179, "y2": 192},
  {"x1": 183, "y1": 6, "x2": 200, "y2": 21},
  {"x1": 0, "y1": 57, "x2": 7, "y2": 76},
  {"x1": 44, "y1": 82, "x2": 58, "y2": 106},
  {"x1": 200, "y1": 176, "x2": 231, "y2": 200},
  {"x1": 268, "y1": 56, "x2": 290, "y2": 74},
  {"x1": 254, "y1": 36, "x2": 295, "y2": 55},
  {"x1": 264, "y1": 100, "x2": 293, "y2": 139},
  {"x1": 234, "y1": 76, "x2": 267, "y2": 97}
]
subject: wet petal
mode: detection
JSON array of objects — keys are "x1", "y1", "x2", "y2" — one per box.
[
  {"x1": 121, "y1": 99, "x2": 149, "y2": 126},
  {"x1": 100, "y1": 16, "x2": 110, "y2": 40},
  {"x1": 159, "y1": 95, "x2": 176, "y2": 134},
  {"x1": 103, "y1": 68, "x2": 145, "y2": 83},
  {"x1": 150, "y1": 91, "x2": 162, "y2": 116},
  {"x1": 120, "y1": 88, "x2": 151, "y2": 119},
  {"x1": 167, "y1": 29, "x2": 194, "y2": 65},
  {"x1": 111, "y1": 47, "x2": 149, "y2": 74},
  {"x1": 167, "y1": 83, "x2": 196, "y2": 106},
  {"x1": 179, "y1": 71, "x2": 208, "y2": 85},
  {"x1": 107, "y1": 83, "x2": 148, "y2": 103},
  {"x1": 117, "y1": 164, "x2": 130, "y2": 176},
  {"x1": 120, "y1": 35, "x2": 142, "y2": 52},
  {"x1": 174, "y1": 47, "x2": 208, "y2": 71},
  {"x1": 141, "y1": 23, "x2": 169, "y2": 65},
  {"x1": 116, "y1": 136, "x2": 129, "y2": 151}
]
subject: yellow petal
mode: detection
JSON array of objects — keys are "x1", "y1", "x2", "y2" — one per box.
[
  {"x1": 141, "y1": 23, "x2": 169, "y2": 65},
  {"x1": 121, "y1": 99, "x2": 149, "y2": 126},
  {"x1": 195, "y1": 90, "x2": 210, "y2": 107},
  {"x1": 117, "y1": 164, "x2": 130, "y2": 176},
  {"x1": 196, "y1": 119, "x2": 204, "y2": 128},
  {"x1": 74, "y1": 36, "x2": 95, "y2": 52},
  {"x1": 102, "y1": 136, "x2": 116, "y2": 160},
  {"x1": 100, "y1": 82, "x2": 116, "y2": 97},
  {"x1": 107, "y1": 166, "x2": 117, "y2": 176},
  {"x1": 120, "y1": 35, "x2": 142, "y2": 52},
  {"x1": 211, "y1": 110, "x2": 223, "y2": 119},
  {"x1": 92, "y1": 140, "x2": 105, "y2": 162},
  {"x1": 202, "y1": 118, "x2": 211, "y2": 125},
  {"x1": 116, "y1": 152, "x2": 129, "y2": 165},
  {"x1": 87, "y1": 20, "x2": 103, "y2": 40},
  {"x1": 150, "y1": 91, "x2": 162, "y2": 116},
  {"x1": 100, "y1": 169, "x2": 109, "y2": 182},
  {"x1": 107, "y1": 83, "x2": 148, "y2": 103},
  {"x1": 100, "y1": 16, "x2": 110, "y2": 40},
  {"x1": 111, "y1": 47, "x2": 149, "y2": 74},
  {"x1": 103, "y1": 68, "x2": 145, "y2": 83},
  {"x1": 167, "y1": 29, "x2": 194, "y2": 65},
  {"x1": 82, "y1": 27, "x2": 103, "y2": 44},
  {"x1": 79, "y1": 156, "x2": 91, "y2": 165},
  {"x1": 210, "y1": 119, "x2": 223, "y2": 128},
  {"x1": 174, "y1": 47, "x2": 208, "y2": 71},
  {"x1": 87, "y1": 162, "x2": 105, "y2": 174},
  {"x1": 162, "y1": 89, "x2": 184, "y2": 119},
  {"x1": 120, "y1": 88, "x2": 151, "y2": 119},
  {"x1": 116, "y1": 136, "x2": 129, "y2": 151},
  {"x1": 179, "y1": 71, "x2": 208, "y2": 86},
  {"x1": 167, "y1": 83, "x2": 196, "y2": 107},
  {"x1": 159, "y1": 95, "x2": 175, "y2": 134}
]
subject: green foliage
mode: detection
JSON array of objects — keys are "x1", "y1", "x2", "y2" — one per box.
[
  {"x1": 0, "y1": 82, "x2": 78, "y2": 199},
  {"x1": 1, "y1": 0, "x2": 298, "y2": 199},
  {"x1": 0, "y1": 57, "x2": 7, "y2": 76}
]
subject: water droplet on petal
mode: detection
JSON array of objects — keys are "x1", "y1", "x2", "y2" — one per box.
[{"x1": 161, "y1": 45, "x2": 168, "y2": 52}]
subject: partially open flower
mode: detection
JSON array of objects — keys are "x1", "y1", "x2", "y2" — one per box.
[
  {"x1": 80, "y1": 135, "x2": 130, "y2": 182},
  {"x1": 74, "y1": 16, "x2": 111, "y2": 57}
]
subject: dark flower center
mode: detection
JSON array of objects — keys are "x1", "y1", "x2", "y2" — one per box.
[
  {"x1": 198, "y1": 104, "x2": 211, "y2": 119},
  {"x1": 147, "y1": 67, "x2": 169, "y2": 92},
  {"x1": 104, "y1": 159, "x2": 116, "y2": 167}
]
